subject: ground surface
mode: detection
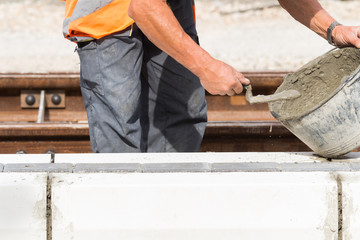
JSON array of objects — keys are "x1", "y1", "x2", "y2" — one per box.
[{"x1": 0, "y1": 0, "x2": 359, "y2": 73}]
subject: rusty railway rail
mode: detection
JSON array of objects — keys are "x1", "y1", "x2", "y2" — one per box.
[{"x1": 0, "y1": 72, "x2": 312, "y2": 153}]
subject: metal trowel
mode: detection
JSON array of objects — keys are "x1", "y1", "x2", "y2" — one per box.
[{"x1": 244, "y1": 85, "x2": 301, "y2": 104}]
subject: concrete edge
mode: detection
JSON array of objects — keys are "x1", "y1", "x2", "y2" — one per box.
[
  {"x1": 3, "y1": 163, "x2": 72, "y2": 173},
  {"x1": 142, "y1": 162, "x2": 211, "y2": 173},
  {"x1": 74, "y1": 163, "x2": 141, "y2": 173},
  {"x1": 0, "y1": 161, "x2": 360, "y2": 173}
]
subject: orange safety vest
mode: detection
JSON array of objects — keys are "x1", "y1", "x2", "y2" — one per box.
[
  {"x1": 62, "y1": 0, "x2": 196, "y2": 42},
  {"x1": 62, "y1": 0, "x2": 134, "y2": 42}
]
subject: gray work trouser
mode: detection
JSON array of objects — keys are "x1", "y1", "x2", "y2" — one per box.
[{"x1": 77, "y1": 2, "x2": 207, "y2": 153}]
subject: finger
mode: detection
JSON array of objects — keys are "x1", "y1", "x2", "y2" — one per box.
[
  {"x1": 241, "y1": 77, "x2": 251, "y2": 86},
  {"x1": 348, "y1": 31, "x2": 360, "y2": 48},
  {"x1": 227, "y1": 89, "x2": 236, "y2": 96},
  {"x1": 219, "y1": 90, "x2": 226, "y2": 96},
  {"x1": 353, "y1": 38, "x2": 360, "y2": 48},
  {"x1": 232, "y1": 77, "x2": 250, "y2": 94},
  {"x1": 232, "y1": 83, "x2": 243, "y2": 95},
  {"x1": 229, "y1": 74, "x2": 243, "y2": 94},
  {"x1": 236, "y1": 71, "x2": 250, "y2": 86}
]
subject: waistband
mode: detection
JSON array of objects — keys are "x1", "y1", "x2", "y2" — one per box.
[{"x1": 76, "y1": 25, "x2": 134, "y2": 47}]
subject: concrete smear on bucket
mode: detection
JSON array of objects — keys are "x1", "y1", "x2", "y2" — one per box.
[{"x1": 270, "y1": 47, "x2": 360, "y2": 121}]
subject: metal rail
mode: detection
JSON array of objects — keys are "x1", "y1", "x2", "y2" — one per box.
[{"x1": 0, "y1": 72, "x2": 314, "y2": 153}]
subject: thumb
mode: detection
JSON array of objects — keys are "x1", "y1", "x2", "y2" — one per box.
[{"x1": 242, "y1": 77, "x2": 251, "y2": 85}]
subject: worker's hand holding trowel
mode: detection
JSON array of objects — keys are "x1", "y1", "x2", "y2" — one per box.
[{"x1": 196, "y1": 58, "x2": 250, "y2": 96}]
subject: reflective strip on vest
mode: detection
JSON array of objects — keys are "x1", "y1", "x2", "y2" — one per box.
[{"x1": 63, "y1": 0, "x2": 134, "y2": 42}]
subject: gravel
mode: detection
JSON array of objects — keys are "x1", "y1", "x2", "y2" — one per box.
[{"x1": 0, "y1": 0, "x2": 359, "y2": 73}]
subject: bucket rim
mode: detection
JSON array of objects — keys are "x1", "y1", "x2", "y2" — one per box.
[{"x1": 270, "y1": 48, "x2": 360, "y2": 121}]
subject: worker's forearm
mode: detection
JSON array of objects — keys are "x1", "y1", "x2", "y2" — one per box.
[
  {"x1": 278, "y1": 0, "x2": 336, "y2": 39},
  {"x1": 128, "y1": 0, "x2": 250, "y2": 96},
  {"x1": 128, "y1": 0, "x2": 212, "y2": 79}
]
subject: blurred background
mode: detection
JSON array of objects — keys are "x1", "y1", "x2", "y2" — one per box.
[{"x1": 0, "y1": 0, "x2": 359, "y2": 73}]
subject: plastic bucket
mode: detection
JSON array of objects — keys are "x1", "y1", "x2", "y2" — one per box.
[{"x1": 269, "y1": 47, "x2": 360, "y2": 158}]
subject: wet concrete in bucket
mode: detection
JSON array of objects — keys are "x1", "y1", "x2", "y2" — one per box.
[{"x1": 269, "y1": 47, "x2": 360, "y2": 121}]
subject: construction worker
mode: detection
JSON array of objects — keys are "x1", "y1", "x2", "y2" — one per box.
[
  {"x1": 63, "y1": 0, "x2": 247, "y2": 153},
  {"x1": 62, "y1": 0, "x2": 360, "y2": 153}
]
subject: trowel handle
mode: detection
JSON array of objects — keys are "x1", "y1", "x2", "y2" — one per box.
[
  {"x1": 243, "y1": 84, "x2": 254, "y2": 103},
  {"x1": 243, "y1": 84, "x2": 252, "y2": 95},
  {"x1": 244, "y1": 84, "x2": 301, "y2": 104}
]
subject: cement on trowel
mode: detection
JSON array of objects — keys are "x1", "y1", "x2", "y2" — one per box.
[
  {"x1": 245, "y1": 85, "x2": 301, "y2": 104},
  {"x1": 269, "y1": 47, "x2": 360, "y2": 121}
]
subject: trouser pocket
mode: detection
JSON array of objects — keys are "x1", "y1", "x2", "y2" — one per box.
[{"x1": 77, "y1": 41, "x2": 104, "y2": 96}]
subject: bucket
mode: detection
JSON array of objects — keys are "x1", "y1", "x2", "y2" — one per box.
[{"x1": 268, "y1": 47, "x2": 360, "y2": 158}]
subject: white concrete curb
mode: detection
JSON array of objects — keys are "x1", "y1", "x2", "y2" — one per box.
[{"x1": 2, "y1": 152, "x2": 360, "y2": 239}]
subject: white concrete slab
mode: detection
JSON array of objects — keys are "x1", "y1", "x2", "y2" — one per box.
[
  {"x1": 54, "y1": 152, "x2": 330, "y2": 164},
  {"x1": 0, "y1": 173, "x2": 47, "y2": 240},
  {"x1": 0, "y1": 154, "x2": 51, "y2": 164},
  {"x1": 52, "y1": 172, "x2": 337, "y2": 240},
  {"x1": 339, "y1": 173, "x2": 360, "y2": 240}
]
